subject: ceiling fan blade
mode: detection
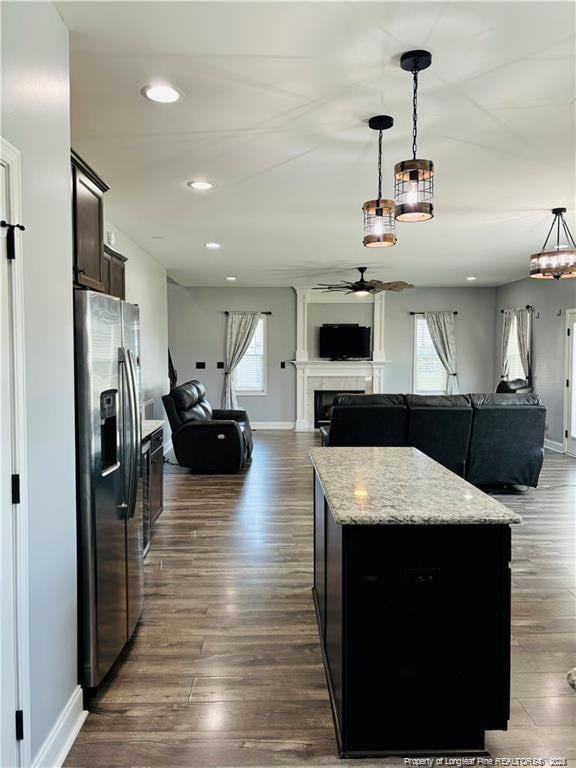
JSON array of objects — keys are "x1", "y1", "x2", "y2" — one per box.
[{"x1": 381, "y1": 281, "x2": 415, "y2": 292}]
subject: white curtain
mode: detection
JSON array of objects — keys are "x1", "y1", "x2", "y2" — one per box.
[
  {"x1": 222, "y1": 312, "x2": 261, "y2": 409},
  {"x1": 515, "y1": 308, "x2": 531, "y2": 380},
  {"x1": 500, "y1": 309, "x2": 515, "y2": 381},
  {"x1": 424, "y1": 311, "x2": 459, "y2": 395}
]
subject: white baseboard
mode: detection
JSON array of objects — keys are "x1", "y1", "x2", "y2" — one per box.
[
  {"x1": 32, "y1": 685, "x2": 87, "y2": 768},
  {"x1": 251, "y1": 421, "x2": 295, "y2": 430},
  {"x1": 544, "y1": 438, "x2": 565, "y2": 453}
]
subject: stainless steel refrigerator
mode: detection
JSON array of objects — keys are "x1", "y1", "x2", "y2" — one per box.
[{"x1": 74, "y1": 289, "x2": 144, "y2": 688}]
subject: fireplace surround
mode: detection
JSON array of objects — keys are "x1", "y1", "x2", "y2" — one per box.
[{"x1": 289, "y1": 288, "x2": 390, "y2": 431}]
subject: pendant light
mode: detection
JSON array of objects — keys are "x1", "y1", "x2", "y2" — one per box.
[
  {"x1": 395, "y1": 50, "x2": 434, "y2": 222},
  {"x1": 530, "y1": 207, "x2": 576, "y2": 279},
  {"x1": 363, "y1": 115, "x2": 396, "y2": 248}
]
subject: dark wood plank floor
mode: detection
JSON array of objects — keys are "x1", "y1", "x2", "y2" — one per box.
[{"x1": 65, "y1": 433, "x2": 576, "y2": 767}]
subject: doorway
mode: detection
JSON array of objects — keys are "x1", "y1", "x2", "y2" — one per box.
[
  {"x1": 565, "y1": 309, "x2": 576, "y2": 457},
  {"x1": 1, "y1": 138, "x2": 30, "y2": 768}
]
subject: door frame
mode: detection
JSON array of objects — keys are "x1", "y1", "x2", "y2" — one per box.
[
  {"x1": 564, "y1": 308, "x2": 576, "y2": 456},
  {"x1": 1, "y1": 137, "x2": 31, "y2": 767}
]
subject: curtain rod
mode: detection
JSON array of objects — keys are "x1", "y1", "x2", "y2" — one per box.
[
  {"x1": 500, "y1": 305, "x2": 533, "y2": 314},
  {"x1": 223, "y1": 311, "x2": 272, "y2": 316},
  {"x1": 410, "y1": 311, "x2": 458, "y2": 316}
]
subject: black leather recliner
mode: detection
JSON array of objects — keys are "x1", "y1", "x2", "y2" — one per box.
[
  {"x1": 406, "y1": 394, "x2": 473, "y2": 477},
  {"x1": 162, "y1": 380, "x2": 253, "y2": 473},
  {"x1": 320, "y1": 394, "x2": 407, "y2": 447},
  {"x1": 321, "y1": 392, "x2": 546, "y2": 487},
  {"x1": 466, "y1": 393, "x2": 545, "y2": 487},
  {"x1": 496, "y1": 378, "x2": 533, "y2": 394}
]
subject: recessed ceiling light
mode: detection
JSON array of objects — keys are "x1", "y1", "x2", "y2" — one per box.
[
  {"x1": 466, "y1": 276, "x2": 477, "y2": 281},
  {"x1": 187, "y1": 180, "x2": 214, "y2": 191},
  {"x1": 141, "y1": 84, "x2": 182, "y2": 103},
  {"x1": 226, "y1": 276, "x2": 237, "y2": 281},
  {"x1": 205, "y1": 242, "x2": 221, "y2": 250}
]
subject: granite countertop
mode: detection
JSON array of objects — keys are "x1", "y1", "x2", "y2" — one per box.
[
  {"x1": 141, "y1": 419, "x2": 164, "y2": 442},
  {"x1": 310, "y1": 447, "x2": 522, "y2": 526}
]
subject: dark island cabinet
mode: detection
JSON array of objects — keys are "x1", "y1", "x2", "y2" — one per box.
[
  {"x1": 313, "y1": 472, "x2": 513, "y2": 758},
  {"x1": 71, "y1": 150, "x2": 109, "y2": 291}
]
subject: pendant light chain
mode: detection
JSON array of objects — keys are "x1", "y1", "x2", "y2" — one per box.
[
  {"x1": 377, "y1": 129, "x2": 383, "y2": 202},
  {"x1": 412, "y1": 69, "x2": 419, "y2": 160}
]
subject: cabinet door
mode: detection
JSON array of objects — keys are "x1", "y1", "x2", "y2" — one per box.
[
  {"x1": 109, "y1": 254, "x2": 125, "y2": 299},
  {"x1": 73, "y1": 167, "x2": 104, "y2": 291},
  {"x1": 150, "y1": 443, "x2": 164, "y2": 524}
]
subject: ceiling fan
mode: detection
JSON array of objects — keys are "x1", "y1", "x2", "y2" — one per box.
[{"x1": 313, "y1": 267, "x2": 414, "y2": 296}]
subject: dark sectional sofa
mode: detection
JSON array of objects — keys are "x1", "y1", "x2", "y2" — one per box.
[
  {"x1": 320, "y1": 392, "x2": 546, "y2": 488},
  {"x1": 162, "y1": 380, "x2": 253, "y2": 473}
]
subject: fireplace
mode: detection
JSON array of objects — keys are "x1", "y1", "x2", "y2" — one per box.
[{"x1": 314, "y1": 389, "x2": 364, "y2": 428}]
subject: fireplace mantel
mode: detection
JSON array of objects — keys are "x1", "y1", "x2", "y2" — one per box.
[{"x1": 290, "y1": 287, "x2": 390, "y2": 431}]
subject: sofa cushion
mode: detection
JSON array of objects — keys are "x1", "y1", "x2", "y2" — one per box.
[
  {"x1": 406, "y1": 394, "x2": 471, "y2": 408},
  {"x1": 333, "y1": 393, "x2": 406, "y2": 407},
  {"x1": 471, "y1": 393, "x2": 541, "y2": 407}
]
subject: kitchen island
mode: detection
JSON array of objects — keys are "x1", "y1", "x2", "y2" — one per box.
[{"x1": 310, "y1": 446, "x2": 521, "y2": 759}]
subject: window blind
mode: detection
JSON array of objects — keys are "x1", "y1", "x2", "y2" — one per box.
[
  {"x1": 413, "y1": 315, "x2": 447, "y2": 394},
  {"x1": 235, "y1": 318, "x2": 265, "y2": 392},
  {"x1": 507, "y1": 315, "x2": 527, "y2": 380}
]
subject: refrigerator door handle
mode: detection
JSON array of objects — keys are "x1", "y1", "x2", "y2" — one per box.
[
  {"x1": 118, "y1": 347, "x2": 135, "y2": 517},
  {"x1": 125, "y1": 347, "x2": 140, "y2": 519}
]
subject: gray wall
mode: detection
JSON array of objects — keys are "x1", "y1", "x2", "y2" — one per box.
[
  {"x1": 307, "y1": 303, "x2": 373, "y2": 359},
  {"x1": 2, "y1": 2, "x2": 78, "y2": 758},
  {"x1": 104, "y1": 221, "x2": 169, "y2": 419},
  {"x1": 384, "y1": 288, "x2": 497, "y2": 394},
  {"x1": 167, "y1": 285, "x2": 296, "y2": 422},
  {"x1": 495, "y1": 277, "x2": 576, "y2": 444}
]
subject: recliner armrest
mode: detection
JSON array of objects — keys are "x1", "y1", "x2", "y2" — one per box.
[
  {"x1": 212, "y1": 409, "x2": 250, "y2": 423},
  {"x1": 174, "y1": 419, "x2": 243, "y2": 435}
]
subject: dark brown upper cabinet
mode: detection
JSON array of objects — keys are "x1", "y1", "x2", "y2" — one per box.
[
  {"x1": 71, "y1": 150, "x2": 109, "y2": 291},
  {"x1": 103, "y1": 245, "x2": 127, "y2": 300}
]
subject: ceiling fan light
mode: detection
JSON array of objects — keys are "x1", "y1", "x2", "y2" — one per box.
[
  {"x1": 354, "y1": 290, "x2": 370, "y2": 297},
  {"x1": 394, "y1": 159, "x2": 434, "y2": 222},
  {"x1": 362, "y1": 198, "x2": 396, "y2": 248}
]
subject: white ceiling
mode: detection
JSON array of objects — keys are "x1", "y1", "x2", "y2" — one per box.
[{"x1": 58, "y1": 1, "x2": 575, "y2": 287}]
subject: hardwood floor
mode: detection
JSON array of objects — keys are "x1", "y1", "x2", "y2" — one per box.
[{"x1": 65, "y1": 434, "x2": 576, "y2": 767}]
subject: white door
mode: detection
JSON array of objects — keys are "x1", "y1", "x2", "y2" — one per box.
[
  {"x1": 0, "y1": 138, "x2": 30, "y2": 768},
  {"x1": 566, "y1": 309, "x2": 576, "y2": 457}
]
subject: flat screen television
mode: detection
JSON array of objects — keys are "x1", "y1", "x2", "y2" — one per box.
[{"x1": 319, "y1": 324, "x2": 371, "y2": 360}]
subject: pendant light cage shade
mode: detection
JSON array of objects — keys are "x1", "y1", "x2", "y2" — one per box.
[
  {"x1": 362, "y1": 115, "x2": 396, "y2": 248},
  {"x1": 394, "y1": 159, "x2": 434, "y2": 222},
  {"x1": 363, "y1": 199, "x2": 396, "y2": 248},
  {"x1": 529, "y1": 207, "x2": 576, "y2": 279},
  {"x1": 396, "y1": 50, "x2": 434, "y2": 222}
]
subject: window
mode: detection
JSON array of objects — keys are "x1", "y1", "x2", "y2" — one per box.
[
  {"x1": 235, "y1": 317, "x2": 266, "y2": 394},
  {"x1": 413, "y1": 315, "x2": 447, "y2": 394},
  {"x1": 506, "y1": 315, "x2": 528, "y2": 380}
]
